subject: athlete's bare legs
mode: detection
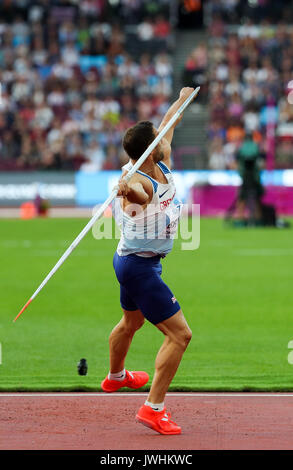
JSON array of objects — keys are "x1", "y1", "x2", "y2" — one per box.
[
  {"x1": 108, "y1": 308, "x2": 191, "y2": 396},
  {"x1": 109, "y1": 309, "x2": 145, "y2": 373},
  {"x1": 147, "y1": 310, "x2": 192, "y2": 403},
  {"x1": 106, "y1": 307, "x2": 191, "y2": 434}
]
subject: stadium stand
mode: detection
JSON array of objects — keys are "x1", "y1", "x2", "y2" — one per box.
[
  {"x1": 207, "y1": 0, "x2": 293, "y2": 170},
  {"x1": 2, "y1": 0, "x2": 293, "y2": 172},
  {"x1": 0, "y1": 0, "x2": 173, "y2": 171}
]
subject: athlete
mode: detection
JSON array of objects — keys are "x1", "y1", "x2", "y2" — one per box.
[{"x1": 101, "y1": 87, "x2": 195, "y2": 435}]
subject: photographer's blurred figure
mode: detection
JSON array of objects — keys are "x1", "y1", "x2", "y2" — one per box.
[{"x1": 236, "y1": 132, "x2": 265, "y2": 224}]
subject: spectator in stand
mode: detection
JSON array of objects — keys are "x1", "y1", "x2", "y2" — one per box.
[
  {"x1": 182, "y1": 43, "x2": 208, "y2": 102},
  {"x1": 153, "y1": 15, "x2": 170, "y2": 39},
  {"x1": 209, "y1": 137, "x2": 227, "y2": 170},
  {"x1": 226, "y1": 119, "x2": 245, "y2": 144},
  {"x1": 81, "y1": 139, "x2": 106, "y2": 171},
  {"x1": 103, "y1": 143, "x2": 120, "y2": 170},
  {"x1": 138, "y1": 17, "x2": 154, "y2": 42}
]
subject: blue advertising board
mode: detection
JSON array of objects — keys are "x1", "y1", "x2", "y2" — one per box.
[{"x1": 75, "y1": 169, "x2": 293, "y2": 206}]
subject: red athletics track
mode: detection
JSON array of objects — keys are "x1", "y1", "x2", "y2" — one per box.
[{"x1": 0, "y1": 393, "x2": 293, "y2": 450}]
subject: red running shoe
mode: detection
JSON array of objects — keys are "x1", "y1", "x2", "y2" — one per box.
[
  {"x1": 136, "y1": 405, "x2": 181, "y2": 435},
  {"x1": 101, "y1": 370, "x2": 149, "y2": 392}
]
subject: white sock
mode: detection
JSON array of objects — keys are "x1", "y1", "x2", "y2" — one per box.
[
  {"x1": 108, "y1": 369, "x2": 126, "y2": 381},
  {"x1": 144, "y1": 400, "x2": 164, "y2": 412}
]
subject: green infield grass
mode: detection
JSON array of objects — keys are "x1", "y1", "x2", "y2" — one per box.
[{"x1": 0, "y1": 217, "x2": 292, "y2": 391}]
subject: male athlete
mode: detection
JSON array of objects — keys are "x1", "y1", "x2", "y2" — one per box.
[{"x1": 101, "y1": 87, "x2": 195, "y2": 435}]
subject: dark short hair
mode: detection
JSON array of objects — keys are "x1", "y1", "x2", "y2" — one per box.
[{"x1": 123, "y1": 121, "x2": 155, "y2": 160}]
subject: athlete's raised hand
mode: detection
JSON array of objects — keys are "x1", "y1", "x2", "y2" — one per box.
[{"x1": 179, "y1": 87, "x2": 195, "y2": 101}]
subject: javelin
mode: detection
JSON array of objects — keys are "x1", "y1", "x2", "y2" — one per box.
[{"x1": 13, "y1": 86, "x2": 200, "y2": 322}]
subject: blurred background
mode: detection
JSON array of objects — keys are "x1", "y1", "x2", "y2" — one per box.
[{"x1": 0, "y1": 0, "x2": 292, "y2": 222}]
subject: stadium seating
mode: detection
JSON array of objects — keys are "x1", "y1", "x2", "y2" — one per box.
[
  {"x1": 0, "y1": 0, "x2": 172, "y2": 171},
  {"x1": 207, "y1": 0, "x2": 293, "y2": 170}
]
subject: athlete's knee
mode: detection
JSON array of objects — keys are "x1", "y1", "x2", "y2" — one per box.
[
  {"x1": 171, "y1": 327, "x2": 192, "y2": 351},
  {"x1": 181, "y1": 328, "x2": 192, "y2": 349},
  {"x1": 123, "y1": 316, "x2": 145, "y2": 335}
]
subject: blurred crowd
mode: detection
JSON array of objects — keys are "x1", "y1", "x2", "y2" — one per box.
[
  {"x1": 207, "y1": 5, "x2": 293, "y2": 170},
  {"x1": 0, "y1": 0, "x2": 172, "y2": 171},
  {"x1": 208, "y1": 0, "x2": 293, "y2": 25},
  {"x1": 2, "y1": 0, "x2": 293, "y2": 172}
]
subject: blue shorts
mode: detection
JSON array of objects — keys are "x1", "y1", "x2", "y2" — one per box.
[{"x1": 113, "y1": 252, "x2": 181, "y2": 325}]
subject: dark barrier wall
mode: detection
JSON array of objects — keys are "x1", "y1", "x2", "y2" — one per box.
[{"x1": 0, "y1": 172, "x2": 76, "y2": 207}]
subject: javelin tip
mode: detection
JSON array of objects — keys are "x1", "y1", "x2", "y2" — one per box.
[{"x1": 13, "y1": 298, "x2": 33, "y2": 323}]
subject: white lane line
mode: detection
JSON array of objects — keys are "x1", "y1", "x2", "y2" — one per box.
[{"x1": 1, "y1": 393, "x2": 293, "y2": 398}]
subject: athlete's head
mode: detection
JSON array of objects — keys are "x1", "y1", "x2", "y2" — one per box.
[{"x1": 123, "y1": 121, "x2": 164, "y2": 164}]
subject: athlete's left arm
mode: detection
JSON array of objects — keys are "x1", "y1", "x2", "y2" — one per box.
[{"x1": 158, "y1": 87, "x2": 195, "y2": 168}]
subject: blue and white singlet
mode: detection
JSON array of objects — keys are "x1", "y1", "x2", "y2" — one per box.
[{"x1": 113, "y1": 160, "x2": 182, "y2": 257}]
